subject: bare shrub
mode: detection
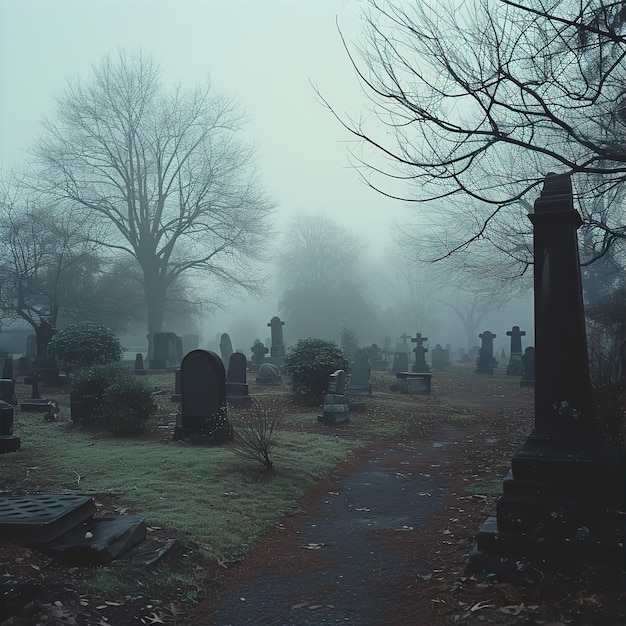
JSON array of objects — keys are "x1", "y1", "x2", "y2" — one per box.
[{"x1": 229, "y1": 398, "x2": 285, "y2": 469}]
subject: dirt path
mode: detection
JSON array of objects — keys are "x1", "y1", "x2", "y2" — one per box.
[{"x1": 187, "y1": 422, "x2": 514, "y2": 626}]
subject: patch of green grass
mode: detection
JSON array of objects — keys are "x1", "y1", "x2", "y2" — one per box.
[{"x1": 4, "y1": 407, "x2": 356, "y2": 560}]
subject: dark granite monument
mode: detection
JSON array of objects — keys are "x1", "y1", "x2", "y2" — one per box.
[
  {"x1": 173, "y1": 349, "x2": 232, "y2": 442},
  {"x1": 255, "y1": 362, "x2": 282, "y2": 385},
  {"x1": 469, "y1": 173, "x2": 625, "y2": 579}
]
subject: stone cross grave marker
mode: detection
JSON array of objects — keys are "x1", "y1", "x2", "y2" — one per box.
[
  {"x1": 411, "y1": 333, "x2": 430, "y2": 373},
  {"x1": 173, "y1": 349, "x2": 231, "y2": 441},
  {"x1": 506, "y1": 326, "x2": 526, "y2": 376},
  {"x1": 250, "y1": 339, "x2": 268, "y2": 365},
  {"x1": 267, "y1": 316, "x2": 286, "y2": 358}
]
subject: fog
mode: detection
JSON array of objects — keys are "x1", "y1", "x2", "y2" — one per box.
[{"x1": 0, "y1": 0, "x2": 535, "y2": 358}]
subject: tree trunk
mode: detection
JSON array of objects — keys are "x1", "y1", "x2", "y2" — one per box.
[{"x1": 143, "y1": 269, "x2": 167, "y2": 360}]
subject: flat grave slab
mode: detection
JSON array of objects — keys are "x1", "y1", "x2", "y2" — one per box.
[{"x1": 0, "y1": 494, "x2": 96, "y2": 544}]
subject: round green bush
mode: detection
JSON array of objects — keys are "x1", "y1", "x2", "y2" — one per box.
[
  {"x1": 48, "y1": 322, "x2": 123, "y2": 373},
  {"x1": 70, "y1": 364, "x2": 155, "y2": 435},
  {"x1": 283, "y1": 338, "x2": 350, "y2": 403}
]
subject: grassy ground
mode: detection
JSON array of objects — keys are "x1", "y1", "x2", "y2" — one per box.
[{"x1": 1, "y1": 363, "x2": 542, "y2": 623}]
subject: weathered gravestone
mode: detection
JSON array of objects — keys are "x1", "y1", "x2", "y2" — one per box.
[
  {"x1": 431, "y1": 344, "x2": 448, "y2": 371},
  {"x1": 475, "y1": 331, "x2": 497, "y2": 374},
  {"x1": 267, "y1": 316, "x2": 286, "y2": 363},
  {"x1": 411, "y1": 333, "x2": 430, "y2": 373},
  {"x1": 150, "y1": 332, "x2": 179, "y2": 369},
  {"x1": 0, "y1": 400, "x2": 20, "y2": 453},
  {"x1": 319, "y1": 370, "x2": 350, "y2": 425},
  {"x1": 181, "y1": 334, "x2": 199, "y2": 357},
  {"x1": 391, "y1": 352, "x2": 409, "y2": 373},
  {"x1": 219, "y1": 333, "x2": 234, "y2": 367},
  {"x1": 520, "y1": 346, "x2": 535, "y2": 387},
  {"x1": 469, "y1": 173, "x2": 625, "y2": 579},
  {"x1": 255, "y1": 362, "x2": 282, "y2": 385},
  {"x1": 366, "y1": 344, "x2": 388, "y2": 371},
  {"x1": 173, "y1": 349, "x2": 232, "y2": 442},
  {"x1": 506, "y1": 326, "x2": 526, "y2": 376},
  {"x1": 346, "y1": 349, "x2": 371, "y2": 396},
  {"x1": 226, "y1": 352, "x2": 251, "y2": 408},
  {"x1": 133, "y1": 353, "x2": 146, "y2": 376}
]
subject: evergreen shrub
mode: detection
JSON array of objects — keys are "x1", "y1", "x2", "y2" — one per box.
[
  {"x1": 48, "y1": 322, "x2": 123, "y2": 373},
  {"x1": 283, "y1": 338, "x2": 350, "y2": 403}
]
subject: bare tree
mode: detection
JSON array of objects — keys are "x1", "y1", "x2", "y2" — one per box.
[
  {"x1": 329, "y1": 0, "x2": 626, "y2": 265},
  {"x1": 0, "y1": 174, "x2": 101, "y2": 357},
  {"x1": 277, "y1": 212, "x2": 383, "y2": 342},
  {"x1": 34, "y1": 51, "x2": 274, "y2": 343}
]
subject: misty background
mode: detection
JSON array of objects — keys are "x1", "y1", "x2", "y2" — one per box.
[{"x1": 0, "y1": 0, "x2": 534, "y2": 359}]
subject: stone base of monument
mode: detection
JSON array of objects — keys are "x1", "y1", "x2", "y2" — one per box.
[
  {"x1": 506, "y1": 355, "x2": 523, "y2": 376},
  {"x1": 0, "y1": 434, "x2": 21, "y2": 453},
  {"x1": 318, "y1": 393, "x2": 350, "y2": 425},
  {"x1": 467, "y1": 441, "x2": 625, "y2": 581}
]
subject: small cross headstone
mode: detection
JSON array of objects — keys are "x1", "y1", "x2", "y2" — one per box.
[
  {"x1": 226, "y1": 352, "x2": 251, "y2": 408},
  {"x1": 476, "y1": 331, "x2": 497, "y2": 374},
  {"x1": 346, "y1": 349, "x2": 372, "y2": 396},
  {"x1": 173, "y1": 349, "x2": 232, "y2": 442},
  {"x1": 250, "y1": 339, "x2": 269, "y2": 367},
  {"x1": 411, "y1": 333, "x2": 430, "y2": 373}
]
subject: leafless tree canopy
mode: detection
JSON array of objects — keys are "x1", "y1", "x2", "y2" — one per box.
[
  {"x1": 332, "y1": 0, "x2": 626, "y2": 266},
  {"x1": 34, "y1": 51, "x2": 274, "y2": 337}
]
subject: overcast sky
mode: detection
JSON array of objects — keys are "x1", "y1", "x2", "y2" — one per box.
[{"x1": 0, "y1": 0, "x2": 402, "y2": 242}]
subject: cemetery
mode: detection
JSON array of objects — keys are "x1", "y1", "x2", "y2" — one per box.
[{"x1": 0, "y1": 331, "x2": 623, "y2": 623}]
